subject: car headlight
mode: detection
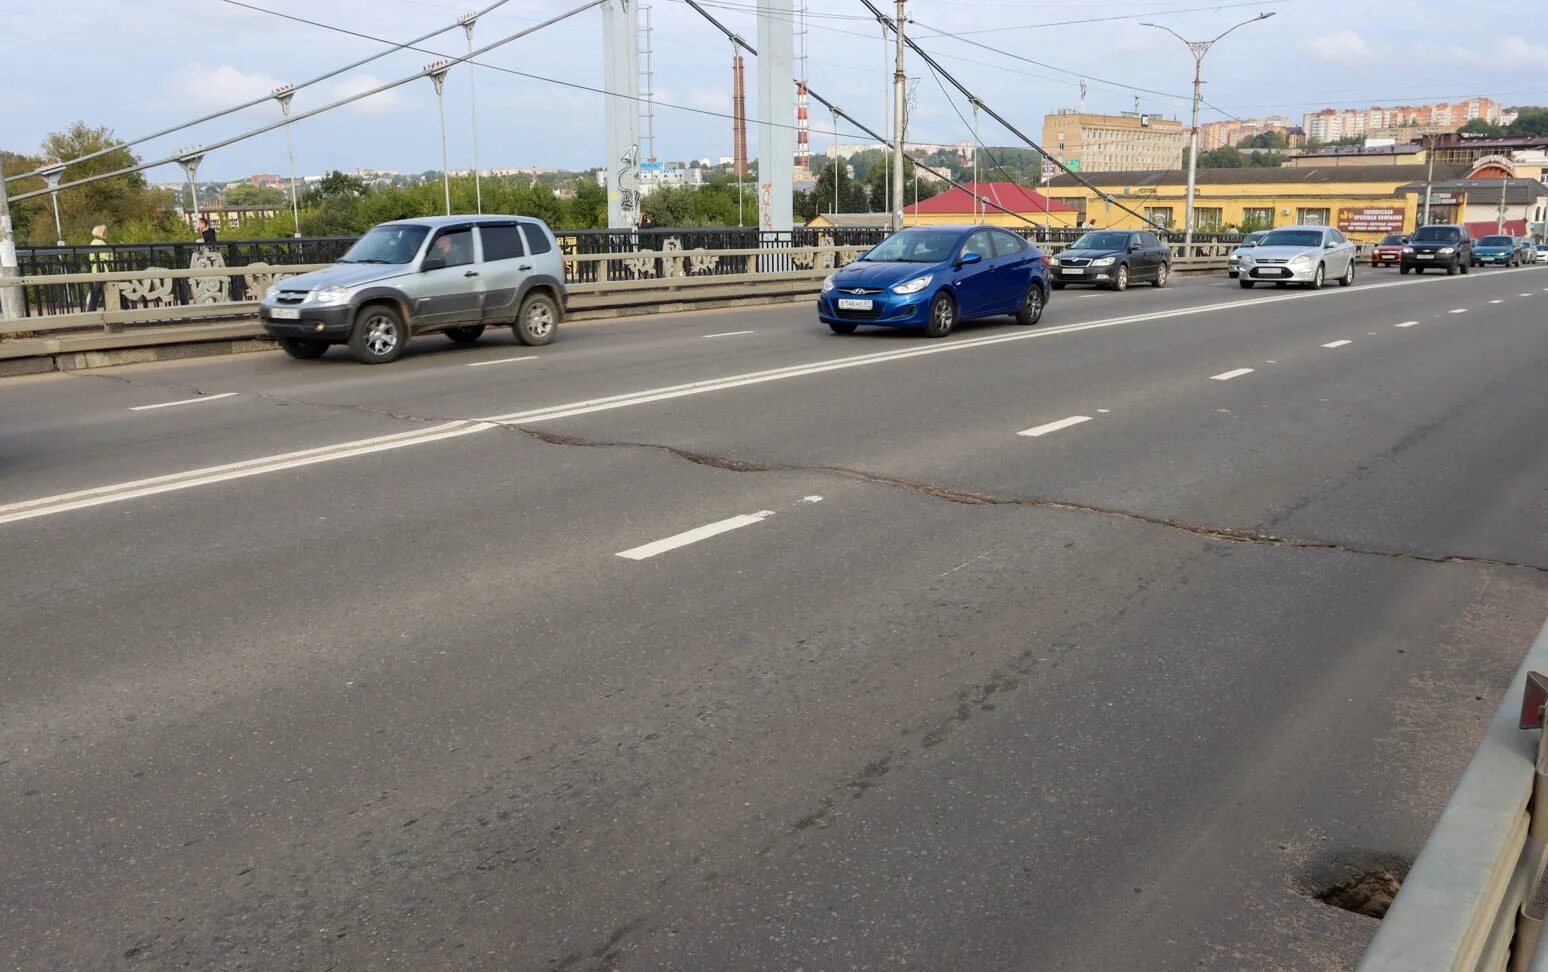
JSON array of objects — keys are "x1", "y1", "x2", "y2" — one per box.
[
  {"x1": 822, "y1": 275, "x2": 836, "y2": 293},
  {"x1": 1439, "y1": 247, "x2": 1455, "y2": 254},
  {"x1": 311, "y1": 285, "x2": 351, "y2": 305},
  {"x1": 1239, "y1": 253, "x2": 1254, "y2": 264},
  {"x1": 1090, "y1": 256, "x2": 1116, "y2": 267},
  {"x1": 1290, "y1": 254, "x2": 1314, "y2": 266},
  {"x1": 1403, "y1": 246, "x2": 1414, "y2": 253},
  {"x1": 891, "y1": 274, "x2": 933, "y2": 295},
  {"x1": 264, "y1": 284, "x2": 280, "y2": 300}
]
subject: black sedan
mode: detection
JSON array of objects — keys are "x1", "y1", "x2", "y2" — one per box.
[{"x1": 1050, "y1": 230, "x2": 1171, "y2": 291}]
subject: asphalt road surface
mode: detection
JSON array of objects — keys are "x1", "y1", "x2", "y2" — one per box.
[{"x1": 5, "y1": 268, "x2": 1548, "y2": 970}]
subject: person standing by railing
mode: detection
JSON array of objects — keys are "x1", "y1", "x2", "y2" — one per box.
[
  {"x1": 85, "y1": 224, "x2": 109, "y2": 312},
  {"x1": 197, "y1": 216, "x2": 217, "y2": 246}
]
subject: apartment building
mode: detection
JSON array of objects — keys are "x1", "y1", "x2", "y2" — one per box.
[{"x1": 1303, "y1": 98, "x2": 1500, "y2": 143}]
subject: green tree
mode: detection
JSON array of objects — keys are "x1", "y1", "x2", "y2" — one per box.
[
  {"x1": 1506, "y1": 107, "x2": 1548, "y2": 137},
  {"x1": 309, "y1": 170, "x2": 368, "y2": 202},
  {"x1": 1238, "y1": 130, "x2": 1289, "y2": 150},
  {"x1": 221, "y1": 183, "x2": 285, "y2": 206},
  {"x1": 864, "y1": 155, "x2": 917, "y2": 211},
  {"x1": 812, "y1": 162, "x2": 869, "y2": 214},
  {"x1": 1460, "y1": 118, "x2": 1505, "y2": 137},
  {"x1": 16, "y1": 122, "x2": 179, "y2": 244}
]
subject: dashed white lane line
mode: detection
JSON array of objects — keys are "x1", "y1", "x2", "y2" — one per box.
[
  {"x1": 466, "y1": 355, "x2": 539, "y2": 368},
  {"x1": 129, "y1": 392, "x2": 238, "y2": 412},
  {"x1": 1449, "y1": 308, "x2": 1468, "y2": 314},
  {"x1": 1018, "y1": 415, "x2": 1093, "y2": 438},
  {"x1": 1322, "y1": 340, "x2": 1352, "y2": 348},
  {"x1": 615, "y1": 495, "x2": 823, "y2": 561},
  {"x1": 1521, "y1": 293, "x2": 1534, "y2": 297},
  {"x1": 1396, "y1": 320, "x2": 1418, "y2": 327},
  {"x1": 703, "y1": 330, "x2": 756, "y2": 338},
  {"x1": 1210, "y1": 368, "x2": 1255, "y2": 381}
]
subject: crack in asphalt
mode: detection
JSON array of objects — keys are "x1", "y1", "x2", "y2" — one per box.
[{"x1": 504, "y1": 425, "x2": 1548, "y2": 575}]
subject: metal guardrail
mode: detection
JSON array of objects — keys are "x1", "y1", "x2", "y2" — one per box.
[{"x1": 1359, "y1": 616, "x2": 1548, "y2": 972}]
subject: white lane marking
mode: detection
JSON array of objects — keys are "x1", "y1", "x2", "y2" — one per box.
[
  {"x1": 1522, "y1": 293, "x2": 1533, "y2": 297},
  {"x1": 1210, "y1": 368, "x2": 1254, "y2": 381},
  {"x1": 1489, "y1": 299, "x2": 1504, "y2": 304},
  {"x1": 1449, "y1": 308, "x2": 1468, "y2": 314},
  {"x1": 1018, "y1": 415, "x2": 1093, "y2": 438},
  {"x1": 703, "y1": 330, "x2": 756, "y2": 338},
  {"x1": 1322, "y1": 340, "x2": 1352, "y2": 348},
  {"x1": 3, "y1": 271, "x2": 1513, "y2": 528},
  {"x1": 466, "y1": 355, "x2": 538, "y2": 368},
  {"x1": 1096, "y1": 408, "x2": 1111, "y2": 414},
  {"x1": 129, "y1": 392, "x2": 238, "y2": 412},
  {"x1": 0, "y1": 422, "x2": 492, "y2": 526},
  {"x1": 1396, "y1": 320, "x2": 1418, "y2": 327},
  {"x1": 800, "y1": 495, "x2": 824, "y2": 504},
  {"x1": 616, "y1": 510, "x2": 775, "y2": 560}
]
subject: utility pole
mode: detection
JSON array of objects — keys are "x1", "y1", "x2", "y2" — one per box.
[
  {"x1": 1143, "y1": 12, "x2": 1274, "y2": 251},
  {"x1": 1422, "y1": 134, "x2": 1436, "y2": 226},
  {"x1": 426, "y1": 61, "x2": 453, "y2": 215},
  {"x1": 0, "y1": 165, "x2": 21, "y2": 321},
  {"x1": 274, "y1": 86, "x2": 302, "y2": 238},
  {"x1": 891, "y1": 0, "x2": 906, "y2": 231},
  {"x1": 460, "y1": 13, "x2": 484, "y2": 214}
]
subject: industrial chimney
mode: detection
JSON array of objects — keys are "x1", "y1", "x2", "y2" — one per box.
[{"x1": 732, "y1": 53, "x2": 748, "y2": 178}]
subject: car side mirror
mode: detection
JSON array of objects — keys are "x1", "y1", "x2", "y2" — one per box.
[
  {"x1": 421, "y1": 255, "x2": 446, "y2": 272},
  {"x1": 957, "y1": 251, "x2": 983, "y2": 266},
  {"x1": 1324, "y1": 240, "x2": 1338, "y2": 249},
  {"x1": 1129, "y1": 241, "x2": 1142, "y2": 252}
]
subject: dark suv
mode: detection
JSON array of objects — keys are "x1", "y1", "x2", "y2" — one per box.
[{"x1": 1400, "y1": 224, "x2": 1472, "y2": 276}]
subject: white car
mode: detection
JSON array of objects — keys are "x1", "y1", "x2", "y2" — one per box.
[{"x1": 1237, "y1": 225, "x2": 1358, "y2": 290}]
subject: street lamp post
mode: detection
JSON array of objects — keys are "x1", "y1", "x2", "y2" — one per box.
[
  {"x1": 177, "y1": 151, "x2": 205, "y2": 229},
  {"x1": 41, "y1": 165, "x2": 66, "y2": 246},
  {"x1": 1142, "y1": 13, "x2": 1275, "y2": 252},
  {"x1": 460, "y1": 12, "x2": 484, "y2": 214},
  {"x1": 273, "y1": 85, "x2": 302, "y2": 238},
  {"x1": 426, "y1": 61, "x2": 453, "y2": 216}
]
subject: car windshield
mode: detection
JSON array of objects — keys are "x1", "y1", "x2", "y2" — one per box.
[
  {"x1": 1481, "y1": 236, "x2": 1513, "y2": 246},
  {"x1": 1241, "y1": 232, "x2": 1268, "y2": 246},
  {"x1": 1258, "y1": 230, "x2": 1324, "y2": 248},
  {"x1": 1071, "y1": 232, "x2": 1130, "y2": 251},
  {"x1": 1380, "y1": 235, "x2": 1406, "y2": 245},
  {"x1": 340, "y1": 224, "x2": 430, "y2": 264},
  {"x1": 1411, "y1": 226, "x2": 1459, "y2": 242},
  {"x1": 860, "y1": 230, "x2": 961, "y2": 263}
]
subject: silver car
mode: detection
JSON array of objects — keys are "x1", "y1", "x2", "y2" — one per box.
[
  {"x1": 1236, "y1": 225, "x2": 1358, "y2": 290},
  {"x1": 1226, "y1": 229, "x2": 1269, "y2": 279},
  {"x1": 259, "y1": 215, "x2": 568, "y2": 364}
]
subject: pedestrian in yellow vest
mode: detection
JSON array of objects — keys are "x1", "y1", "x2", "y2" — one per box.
[{"x1": 85, "y1": 224, "x2": 109, "y2": 312}]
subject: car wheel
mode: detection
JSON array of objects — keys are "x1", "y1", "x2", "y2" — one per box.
[
  {"x1": 1152, "y1": 263, "x2": 1169, "y2": 288},
  {"x1": 1339, "y1": 261, "x2": 1354, "y2": 287},
  {"x1": 513, "y1": 293, "x2": 559, "y2": 346},
  {"x1": 828, "y1": 321, "x2": 858, "y2": 335},
  {"x1": 1446, "y1": 259, "x2": 1458, "y2": 276},
  {"x1": 277, "y1": 337, "x2": 328, "y2": 360},
  {"x1": 1461, "y1": 258, "x2": 1470, "y2": 275},
  {"x1": 923, "y1": 292, "x2": 956, "y2": 338},
  {"x1": 1308, "y1": 264, "x2": 1325, "y2": 290},
  {"x1": 1111, "y1": 264, "x2": 1129, "y2": 291},
  {"x1": 444, "y1": 325, "x2": 486, "y2": 344},
  {"x1": 1239, "y1": 279, "x2": 1255, "y2": 289},
  {"x1": 1016, "y1": 283, "x2": 1044, "y2": 325},
  {"x1": 1051, "y1": 280, "x2": 1066, "y2": 290},
  {"x1": 348, "y1": 305, "x2": 407, "y2": 364},
  {"x1": 1400, "y1": 266, "x2": 1410, "y2": 274}
]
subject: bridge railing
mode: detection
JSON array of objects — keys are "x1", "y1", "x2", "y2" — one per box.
[{"x1": 1358, "y1": 616, "x2": 1548, "y2": 972}]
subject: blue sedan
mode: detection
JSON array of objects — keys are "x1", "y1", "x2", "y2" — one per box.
[{"x1": 818, "y1": 225, "x2": 1051, "y2": 337}]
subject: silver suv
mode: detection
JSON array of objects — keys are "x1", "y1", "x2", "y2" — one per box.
[{"x1": 259, "y1": 215, "x2": 567, "y2": 364}]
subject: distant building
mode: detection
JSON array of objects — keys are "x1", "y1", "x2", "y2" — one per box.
[
  {"x1": 247, "y1": 173, "x2": 282, "y2": 187},
  {"x1": 1302, "y1": 98, "x2": 1501, "y2": 144},
  {"x1": 901, "y1": 181, "x2": 1079, "y2": 228},
  {"x1": 1041, "y1": 109, "x2": 1186, "y2": 173},
  {"x1": 1199, "y1": 116, "x2": 1294, "y2": 150},
  {"x1": 1285, "y1": 142, "x2": 1428, "y2": 168},
  {"x1": 805, "y1": 212, "x2": 890, "y2": 229}
]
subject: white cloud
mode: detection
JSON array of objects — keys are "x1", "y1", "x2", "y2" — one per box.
[
  {"x1": 1303, "y1": 30, "x2": 1379, "y2": 67},
  {"x1": 320, "y1": 74, "x2": 415, "y2": 116},
  {"x1": 1484, "y1": 37, "x2": 1548, "y2": 70},
  {"x1": 159, "y1": 63, "x2": 285, "y2": 111}
]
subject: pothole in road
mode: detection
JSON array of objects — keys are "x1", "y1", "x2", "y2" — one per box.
[{"x1": 1298, "y1": 852, "x2": 1411, "y2": 919}]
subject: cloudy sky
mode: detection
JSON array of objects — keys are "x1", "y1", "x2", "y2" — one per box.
[{"x1": 4, "y1": 0, "x2": 1547, "y2": 183}]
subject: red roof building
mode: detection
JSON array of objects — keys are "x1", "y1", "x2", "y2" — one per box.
[{"x1": 903, "y1": 181, "x2": 1077, "y2": 218}]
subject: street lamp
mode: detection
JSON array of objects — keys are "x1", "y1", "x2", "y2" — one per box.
[
  {"x1": 1142, "y1": 12, "x2": 1275, "y2": 251},
  {"x1": 40, "y1": 164, "x2": 66, "y2": 246},
  {"x1": 177, "y1": 150, "x2": 206, "y2": 232},
  {"x1": 426, "y1": 60, "x2": 453, "y2": 216},
  {"x1": 273, "y1": 85, "x2": 302, "y2": 238},
  {"x1": 459, "y1": 12, "x2": 484, "y2": 215}
]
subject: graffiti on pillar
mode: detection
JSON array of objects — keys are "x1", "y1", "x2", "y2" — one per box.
[
  {"x1": 617, "y1": 143, "x2": 641, "y2": 228},
  {"x1": 759, "y1": 182, "x2": 774, "y2": 231}
]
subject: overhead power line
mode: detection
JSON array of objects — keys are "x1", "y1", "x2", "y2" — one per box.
[
  {"x1": 10, "y1": 0, "x2": 608, "y2": 204},
  {"x1": 5, "y1": 0, "x2": 516, "y2": 185}
]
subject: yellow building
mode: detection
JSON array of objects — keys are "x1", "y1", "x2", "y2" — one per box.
[
  {"x1": 1044, "y1": 164, "x2": 1466, "y2": 241},
  {"x1": 1042, "y1": 110, "x2": 1187, "y2": 173}
]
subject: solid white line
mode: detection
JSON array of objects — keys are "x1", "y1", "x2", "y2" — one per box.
[
  {"x1": 1210, "y1": 368, "x2": 1254, "y2": 381},
  {"x1": 703, "y1": 330, "x2": 756, "y2": 338},
  {"x1": 1018, "y1": 415, "x2": 1093, "y2": 438},
  {"x1": 129, "y1": 392, "x2": 238, "y2": 411},
  {"x1": 3, "y1": 269, "x2": 1517, "y2": 528},
  {"x1": 616, "y1": 510, "x2": 775, "y2": 560},
  {"x1": 466, "y1": 355, "x2": 538, "y2": 368},
  {"x1": 1449, "y1": 308, "x2": 1468, "y2": 314},
  {"x1": 1395, "y1": 320, "x2": 1418, "y2": 328},
  {"x1": 1322, "y1": 340, "x2": 1351, "y2": 348},
  {"x1": 0, "y1": 422, "x2": 489, "y2": 526}
]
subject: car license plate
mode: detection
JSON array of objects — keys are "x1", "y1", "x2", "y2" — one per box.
[
  {"x1": 1062, "y1": 267, "x2": 1085, "y2": 275},
  {"x1": 837, "y1": 298, "x2": 873, "y2": 311},
  {"x1": 1417, "y1": 254, "x2": 1433, "y2": 260},
  {"x1": 270, "y1": 307, "x2": 300, "y2": 319}
]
